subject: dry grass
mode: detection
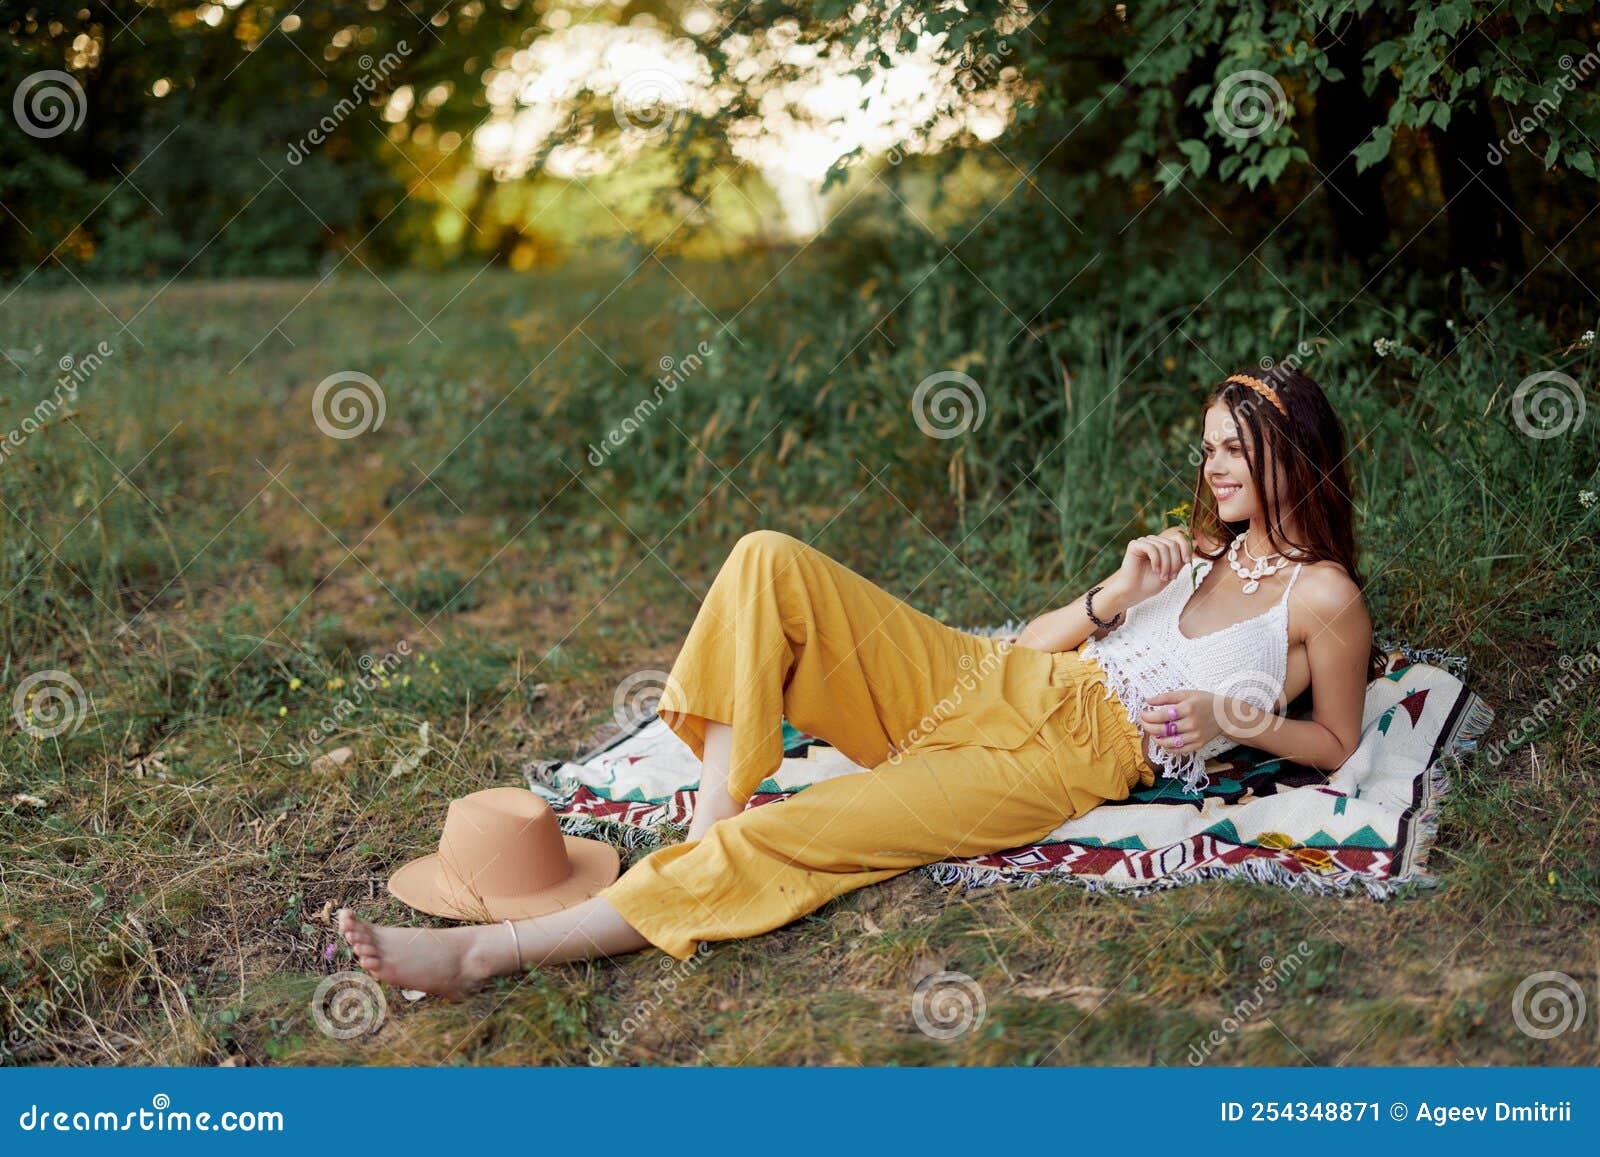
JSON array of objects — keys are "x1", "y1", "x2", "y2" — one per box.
[{"x1": 1, "y1": 266, "x2": 1596, "y2": 1067}]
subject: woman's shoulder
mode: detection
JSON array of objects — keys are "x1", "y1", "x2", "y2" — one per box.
[{"x1": 1289, "y1": 560, "x2": 1369, "y2": 629}]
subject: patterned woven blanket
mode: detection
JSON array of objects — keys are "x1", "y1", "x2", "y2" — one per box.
[{"x1": 525, "y1": 640, "x2": 1493, "y2": 900}]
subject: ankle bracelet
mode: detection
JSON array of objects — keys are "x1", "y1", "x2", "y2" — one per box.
[{"x1": 502, "y1": 918, "x2": 524, "y2": 971}]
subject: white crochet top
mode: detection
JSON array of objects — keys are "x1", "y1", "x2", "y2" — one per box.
[{"x1": 1080, "y1": 556, "x2": 1303, "y2": 793}]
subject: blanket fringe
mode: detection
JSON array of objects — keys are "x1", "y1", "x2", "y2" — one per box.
[
  {"x1": 1374, "y1": 632, "x2": 1472, "y2": 677},
  {"x1": 1401, "y1": 688, "x2": 1493, "y2": 881},
  {"x1": 1448, "y1": 695, "x2": 1496, "y2": 753},
  {"x1": 1402, "y1": 758, "x2": 1452, "y2": 882},
  {"x1": 917, "y1": 854, "x2": 1421, "y2": 902},
  {"x1": 555, "y1": 812, "x2": 671, "y2": 853}
]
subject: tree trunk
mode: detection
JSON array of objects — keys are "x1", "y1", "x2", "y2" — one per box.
[
  {"x1": 1432, "y1": 90, "x2": 1525, "y2": 278},
  {"x1": 1313, "y1": 14, "x2": 1391, "y2": 262}
]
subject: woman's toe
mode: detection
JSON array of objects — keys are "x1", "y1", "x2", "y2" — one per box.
[{"x1": 339, "y1": 910, "x2": 370, "y2": 944}]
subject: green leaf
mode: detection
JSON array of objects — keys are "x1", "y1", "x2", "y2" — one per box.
[
  {"x1": 1353, "y1": 125, "x2": 1394, "y2": 172},
  {"x1": 1261, "y1": 145, "x2": 1292, "y2": 182},
  {"x1": 1106, "y1": 150, "x2": 1142, "y2": 180},
  {"x1": 1369, "y1": 41, "x2": 1402, "y2": 73},
  {"x1": 1177, "y1": 137, "x2": 1211, "y2": 176},
  {"x1": 1493, "y1": 75, "x2": 1526, "y2": 102}
]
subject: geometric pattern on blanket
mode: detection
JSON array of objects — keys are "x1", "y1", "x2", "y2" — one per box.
[{"x1": 525, "y1": 644, "x2": 1493, "y2": 901}]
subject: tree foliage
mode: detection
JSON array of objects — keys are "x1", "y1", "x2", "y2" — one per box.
[{"x1": 1, "y1": 0, "x2": 1595, "y2": 286}]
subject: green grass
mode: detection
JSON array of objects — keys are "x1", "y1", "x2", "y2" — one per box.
[{"x1": 0, "y1": 242, "x2": 1597, "y2": 1066}]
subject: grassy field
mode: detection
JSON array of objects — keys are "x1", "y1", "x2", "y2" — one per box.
[{"x1": 1, "y1": 255, "x2": 1596, "y2": 1066}]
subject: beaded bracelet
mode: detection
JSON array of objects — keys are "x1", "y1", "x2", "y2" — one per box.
[{"x1": 1085, "y1": 585, "x2": 1123, "y2": 630}]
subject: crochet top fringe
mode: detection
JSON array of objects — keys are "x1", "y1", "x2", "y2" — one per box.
[{"x1": 1079, "y1": 557, "x2": 1303, "y2": 793}]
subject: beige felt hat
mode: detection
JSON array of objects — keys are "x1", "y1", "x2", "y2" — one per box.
[{"x1": 387, "y1": 787, "x2": 620, "y2": 921}]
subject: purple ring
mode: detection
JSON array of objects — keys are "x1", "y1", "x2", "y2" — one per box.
[
  {"x1": 1164, "y1": 720, "x2": 1176, "y2": 737},
  {"x1": 1175, "y1": 736, "x2": 1185, "y2": 748},
  {"x1": 1167, "y1": 705, "x2": 1178, "y2": 721}
]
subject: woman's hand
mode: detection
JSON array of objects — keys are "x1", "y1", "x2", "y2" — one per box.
[
  {"x1": 1113, "y1": 527, "x2": 1195, "y2": 606},
  {"x1": 1137, "y1": 689, "x2": 1228, "y2": 754}
]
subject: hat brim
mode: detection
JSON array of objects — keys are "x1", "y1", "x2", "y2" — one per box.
[{"x1": 387, "y1": 834, "x2": 621, "y2": 922}]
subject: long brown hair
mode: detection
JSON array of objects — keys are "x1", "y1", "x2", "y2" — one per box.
[{"x1": 1189, "y1": 366, "x2": 1385, "y2": 681}]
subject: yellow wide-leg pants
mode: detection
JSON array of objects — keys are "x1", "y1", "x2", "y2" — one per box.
[{"x1": 597, "y1": 530, "x2": 1154, "y2": 961}]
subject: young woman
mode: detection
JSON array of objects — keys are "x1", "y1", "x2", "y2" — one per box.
[{"x1": 339, "y1": 366, "x2": 1374, "y2": 996}]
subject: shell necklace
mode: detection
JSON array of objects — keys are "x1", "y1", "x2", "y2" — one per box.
[{"x1": 1227, "y1": 534, "x2": 1287, "y2": 594}]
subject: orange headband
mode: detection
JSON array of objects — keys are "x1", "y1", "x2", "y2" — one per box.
[{"x1": 1224, "y1": 373, "x2": 1289, "y2": 418}]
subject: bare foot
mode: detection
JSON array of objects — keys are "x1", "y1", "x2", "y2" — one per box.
[
  {"x1": 685, "y1": 784, "x2": 743, "y2": 841},
  {"x1": 337, "y1": 909, "x2": 498, "y2": 998}
]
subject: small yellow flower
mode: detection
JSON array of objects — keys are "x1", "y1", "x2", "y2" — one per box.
[
  {"x1": 1167, "y1": 501, "x2": 1191, "y2": 520},
  {"x1": 328, "y1": 677, "x2": 345, "y2": 690},
  {"x1": 278, "y1": 706, "x2": 288, "y2": 717},
  {"x1": 1548, "y1": 870, "x2": 1558, "y2": 885},
  {"x1": 288, "y1": 677, "x2": 302, "y2": 691},
  {"x1": 380, "y1": 678, "x2": 391, "y2": 689},
  {"x1": 429, "y1": 661, "x2": 440, "y2": 674},
  {"x1": 401, "y1": 674, "x2": 411, "y2": 687}
]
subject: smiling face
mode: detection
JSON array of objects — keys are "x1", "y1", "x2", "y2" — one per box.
[
  {"x1": 1200, "y1": 400, "x2": 1269, "y2": 523},
  {"x1": 1192, "y1": 368, "x2": 1361, "y2": 587}
]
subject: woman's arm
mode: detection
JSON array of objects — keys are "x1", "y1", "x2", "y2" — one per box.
[
  {"x1": 1013, "y1": 572, "x2": 1138, "y2": 653},
  {"x1": 1015, "y1": 528, "x2": 1194, "y2": 653},
  {"x1": 1139, "y1": 573, "x2": 1373, "y2": 772}
]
